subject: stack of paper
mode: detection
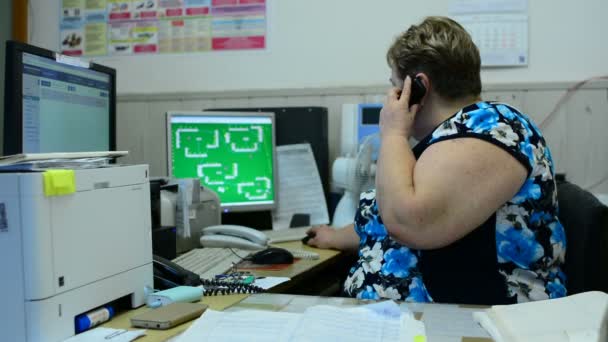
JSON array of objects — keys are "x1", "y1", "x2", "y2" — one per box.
[
  {"x1": 176, "y1": 301, "x2": 425, "y2": 342},
  {"x1": 0, "y1": 151, "x2": 128, "y2": 171},
  {"x1": 271, "y1": 144, "x2": 329, "y2": 230},
  {"x1": 473, "y1": 291, "x2": 608, "y2": 342}
]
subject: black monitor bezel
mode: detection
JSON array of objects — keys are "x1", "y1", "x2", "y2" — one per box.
[{"x1": 3, "y1": 40, "x2": 117, "y2": 156}]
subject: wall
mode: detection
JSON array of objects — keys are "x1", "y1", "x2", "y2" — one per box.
[
  {"x1": 23, "y1": 0, "x2": 608, "y2": 194},
  {"x1": 116, "y1": 82, "x2": 608, "y2": 194},
  {"x1": 29, "y1": 0, "x2": 608, "y2": 94},
  {"x1": 0, "y1": 0, "x2": 13, "y2": 153}
]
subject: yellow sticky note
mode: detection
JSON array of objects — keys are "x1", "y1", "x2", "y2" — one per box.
[
  {"x1": 414, "y1": 335, "x2": 426, "y2": 342},
  {"x1": 43, "y1": 170, "x2": 76, "y2": 196}
]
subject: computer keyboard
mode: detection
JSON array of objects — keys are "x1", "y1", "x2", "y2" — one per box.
[
  {"x1": 264, "y1": 226, "x2": 311, "y2": 243},
  {"x1": 173, "y1": 247, "x2": 251, "y2": 280},
  {"x1": 279, "y1": 247, "x2": 320, "y2": 260},
  {"x1": 174, "y1": 244, "x2": 321, "y2": 280}
]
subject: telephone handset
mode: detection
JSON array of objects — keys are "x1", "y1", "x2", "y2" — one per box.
[
  {"x1": 153, "y1": 254, "x2": 202, "y2": 290},
  {"x1": 200, "y1": 224, "x2": 269, "y2": 250},
  {"x1": 152, "y1": 254, "x2": 265, "y2": 295},
  {"x1": 400, "y1": 75, "x2": 427, "y2": 107}
]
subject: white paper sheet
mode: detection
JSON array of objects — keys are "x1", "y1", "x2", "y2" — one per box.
[
  {"x1": 271, "y1": 144, "x2": 329, "y2": 230},
  {"x1": 358, "y1": 300, "x2": 403, "y2": 319},
  {"x1": 176, "y1": 310, "x2": 301, "y2": 342},
  {"x1": 252, "y1": 276, "x2": 290, "y2": 290},
  {"x1": 472, "y1": 291, "x2": 608, "y2": 342},
  {"x1": 177, "y1": 303, "x2": 425, "y2": 342},
  {"x1": 292, "y1": 305, "x2": 406, "y2": 342},
  {"x1": 62, "y1": 328, "x2": 146, "y2": 342}
]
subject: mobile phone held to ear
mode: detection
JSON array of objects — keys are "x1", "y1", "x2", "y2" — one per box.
[{"x1": 408, "y1": 75, "x2": 427, "y2": 107}]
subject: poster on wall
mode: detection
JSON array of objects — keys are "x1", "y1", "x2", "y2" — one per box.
[{"x1": 59, "y1": 0, "x2": 267, "y2": 56}]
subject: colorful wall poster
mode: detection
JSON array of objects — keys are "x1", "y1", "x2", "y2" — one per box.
[{"x1": 60, "y1": 0, "x2": 266, "y2": 56}]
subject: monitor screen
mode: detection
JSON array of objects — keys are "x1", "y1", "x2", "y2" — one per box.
[
  {"x1": 167, "y1": 111, "x2": 277, "y2": 212},
  {"x1": 3, "y1": 41, "x2": 116, "y2": 155},
  {"x1": 358, "y1": 103, "x2": 382, "y2": 146}
]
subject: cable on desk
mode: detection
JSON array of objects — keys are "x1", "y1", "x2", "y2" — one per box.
[{"x1": 201, "y1": 278, "x2": 264, "y2": 296}]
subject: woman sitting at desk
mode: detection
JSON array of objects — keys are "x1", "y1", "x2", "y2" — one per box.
[{"x1": 306, "y1": 16, "x2": 566, "y2": 305}]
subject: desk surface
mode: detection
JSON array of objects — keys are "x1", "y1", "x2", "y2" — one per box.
[
  {"x1": 229, "y1": 294, "x2": 492, "y2": 342},
  {"x1": 103, "y1": 242, "x2": 492, "y2": 341},
  {"x1": 103, "y1": 241, "x2": 345, "y2": 341},
  {"x1": 104, "y1": 293, "x2": 492, "y2": 342}
]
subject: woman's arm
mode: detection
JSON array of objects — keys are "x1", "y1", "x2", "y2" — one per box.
[
  {"x1": 376, "y1": 136, "x2": 527, "y2": 250},
  {"x1": 305, "y1": 223, "x2": 359, "y2": 252},
  {"x1": 376, "y1": 76, "x2": 527, "y2": 250}
]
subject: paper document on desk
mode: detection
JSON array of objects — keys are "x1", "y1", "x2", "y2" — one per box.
[
  {"x1": 272, "y1": 144, "x2": 329, "y2": 230},
  {"x1": 472, "y1": 291, "x2": 608, "y2": 342},
  {"x1": 0, "y1": 151, "x2": 128, "y2": 171},
  {"x1": 176, "y1": 302, "x2": 425, "y2": 342},
  {"x1": 62, "y1": 327, "x2": 146, "y2": 342}
]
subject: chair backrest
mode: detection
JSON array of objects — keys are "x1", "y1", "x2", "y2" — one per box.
[{"x1": 556, "y1": 180, "x2": 608, "y2": 294}]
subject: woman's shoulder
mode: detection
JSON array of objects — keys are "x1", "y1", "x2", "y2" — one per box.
[{"x1": 430, "y1": 101, "x2": 543, "y2": 144}]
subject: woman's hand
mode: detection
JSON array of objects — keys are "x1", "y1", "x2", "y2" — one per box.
[
  {"x1": 303, "y1": 223, "x2": 359, "y2": 251},
  {"x1": 380, "y1": 76, "x2": 420, "y2": 139},
  {"x1": 305, "y1": 225, "x2": 338, "y2": 249}
]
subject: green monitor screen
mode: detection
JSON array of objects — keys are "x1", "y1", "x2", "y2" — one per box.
[{"x1": 167, "y1": 111, "x2": 277, "y2": 212}]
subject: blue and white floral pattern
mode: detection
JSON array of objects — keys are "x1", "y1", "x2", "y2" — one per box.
[{"x1": 343, "y1": 101, "x2": 566, "y2": 303}]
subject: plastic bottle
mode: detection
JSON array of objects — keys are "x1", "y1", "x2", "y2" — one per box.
[{"x1": 74, "y1": 305, "x2": 115, "y2": 333}]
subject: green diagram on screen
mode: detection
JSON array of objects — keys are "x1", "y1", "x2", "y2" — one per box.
[{"x1": 171, "y1": 121, "x2": 274, "y2": 205}]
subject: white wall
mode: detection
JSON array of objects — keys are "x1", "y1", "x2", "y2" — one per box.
[
  {"x1": 29, "y1": 0, "x2": 608, "y2": 95},
  {"x1": 24, "y1": 0, "x2": 608, "y2": 193},
  {"x1": 115, "y1": 82, "x2": 608, "y2": 194}
]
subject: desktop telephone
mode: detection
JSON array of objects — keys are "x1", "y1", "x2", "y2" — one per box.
[
  {"x1": 199, "y1": 225, "x2": 269, "y2": 250},
  {"x1": 153, "y1": 254, "x2": 264, "y2": 294},
  {"x1": 153, "y1": 254, "x2": 202, "y2": 290}
]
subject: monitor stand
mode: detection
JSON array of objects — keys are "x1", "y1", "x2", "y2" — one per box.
[{"x1": 221, "y1": 211, "x2": 272, "y2": 231}]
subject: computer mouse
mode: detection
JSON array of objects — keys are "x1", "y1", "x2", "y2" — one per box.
[
  {"x1": 301, "y1": 231, "x2": 316, "y2": 245},
  {"x1": 250, "y1": 247, "x2": 294, "y2": 265}
]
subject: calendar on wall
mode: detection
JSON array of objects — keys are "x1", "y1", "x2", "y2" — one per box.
[
  {"x1": 449, "y1": 0, "x2": 528, "y2": 67},
  {"x1": 59, "y1": 0, "x2": 267, "y2": 57}
]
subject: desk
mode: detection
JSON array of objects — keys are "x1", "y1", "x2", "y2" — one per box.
[
  {"x1": 103, "y1": 242, "x2": 491, "y2": 341},
  {"x1": 104, "y1": 293, "x2": 492, "y2": 342},
  {"x1": 253, "y1": 240, "x2": 354, "y2": 294},
  {"x1": 103, "y1": 241, "x2": 352, "y2": 340},
  {"x1": 229, "y1": 294, "x2": 492, "y2": 342}
]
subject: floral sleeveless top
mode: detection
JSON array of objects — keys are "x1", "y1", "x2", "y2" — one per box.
[{"x1": 343, "y1": 101, "x2": 567, "y2": 304}]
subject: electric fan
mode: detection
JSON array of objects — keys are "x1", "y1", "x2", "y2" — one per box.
[{"x1": 331, "y1": 133, "x2": 379, "y2": 227}]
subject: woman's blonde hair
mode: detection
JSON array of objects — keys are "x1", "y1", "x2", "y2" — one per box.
[{"x1": 387, "y1": 16, "x2": 481, "y2": 99}]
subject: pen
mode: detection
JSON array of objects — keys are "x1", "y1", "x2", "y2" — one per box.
[{"x1": 105, "y1": 329, "x2": 127, "y2": 340}]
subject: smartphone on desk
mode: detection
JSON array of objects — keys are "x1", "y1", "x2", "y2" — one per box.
[
  {"x1": 131, "y1": 302, "x2": 208, "y2": 330},
  {"x1": 199, "y1": 224, "x2": 269, "y2": 250}
]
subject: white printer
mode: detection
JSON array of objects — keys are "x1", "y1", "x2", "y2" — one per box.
[{"x1": 0, "y1": 164, "x2": 153, "y2": 342}]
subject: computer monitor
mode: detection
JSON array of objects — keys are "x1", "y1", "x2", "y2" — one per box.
[
  {"x1": 205, "y1": 106, "x2": 330, "y2": 207},
  {"x1": 166, "y1": 111, "x2": 277, "y2": 212},
  {"x1": 3, "y1": 40, "x2": 116, "y2": 155}
]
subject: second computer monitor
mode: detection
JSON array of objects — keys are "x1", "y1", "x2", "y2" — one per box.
[
  {"x1": 167, "y1": 111, "x2": 277, "y2": 212},
  {"x1": 3, "y1": 40, "x2": 116, "y2": 155}
]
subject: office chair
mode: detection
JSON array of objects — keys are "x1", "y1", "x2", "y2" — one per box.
[{"x1": 556, "y1": 179, "x2": 608, "y2": 294}]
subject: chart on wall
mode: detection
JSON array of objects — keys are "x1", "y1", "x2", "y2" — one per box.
[{"x1": 59, "y1": 0, "x2": 267, "y2": 57}]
